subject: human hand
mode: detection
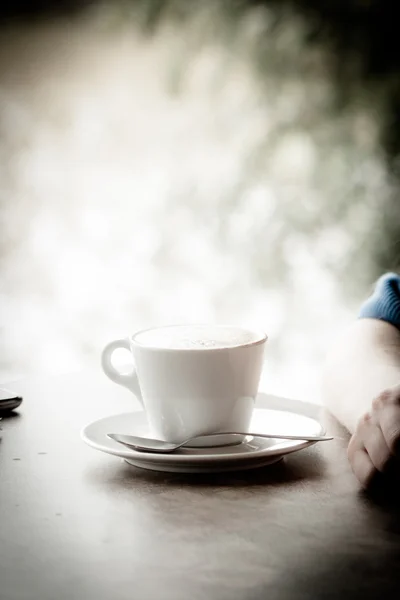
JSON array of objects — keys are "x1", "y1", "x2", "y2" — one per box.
[{"x1": 347, "y1": 384, "x2": 400, "y2": 487}]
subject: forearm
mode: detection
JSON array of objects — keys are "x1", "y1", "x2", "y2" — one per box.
[{"x1": 322, "y1": 319, "x2": 400, "y2": 433}]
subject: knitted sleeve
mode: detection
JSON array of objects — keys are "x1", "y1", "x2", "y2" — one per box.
[{"x1": 358, "y1": 273, "x2": 400, "y2": 330}]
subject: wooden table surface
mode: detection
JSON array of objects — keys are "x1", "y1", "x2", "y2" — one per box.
[{"x1": 1, "y1": 372, "x2": 400, "y2": 600}]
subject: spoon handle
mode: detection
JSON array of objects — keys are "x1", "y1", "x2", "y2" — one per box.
[{"x1": 243, "y1": 432, "x2": 332, "y2": 442}]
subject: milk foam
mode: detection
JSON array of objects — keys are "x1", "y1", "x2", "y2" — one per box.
[{"x1": 134, "y1": 325, "x2": 263, "y2": 350}]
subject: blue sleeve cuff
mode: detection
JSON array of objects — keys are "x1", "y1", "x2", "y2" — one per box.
[{"x1": 358, "y1": 272, "x2": 400, "y2": 330}]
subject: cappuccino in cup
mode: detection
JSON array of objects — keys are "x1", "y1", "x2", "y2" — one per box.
[{"x1": 134, "y1": 324, "x2": 263, "y2": 350}]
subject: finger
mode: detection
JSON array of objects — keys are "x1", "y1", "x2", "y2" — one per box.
[
  {"x1": 347, "y1": 415, "x2": 370, "y2": 461},
  {"x1": 363, "y1": 422, "x2": 391, "y2": 473},
  {"x1": 351, "y1": 448, "x2": 376, "y2": 488},
  {"x1": 347, "y1": 429, "x2": 363, "y2": 464},
  {"x1": 378, "y1": 405, "x2": 400, "y2": 456},
  {"x1": 372, "y1": 395, "x2": 383, "y2": 415}
]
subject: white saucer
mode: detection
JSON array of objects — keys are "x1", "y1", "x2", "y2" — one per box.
[{"x1": 81, "y1": 395, "x2": 325, "y2": 473}]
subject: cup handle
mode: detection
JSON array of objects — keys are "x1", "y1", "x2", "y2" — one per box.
[{"x1": 101, "y1": 339, "x2": 143, "y2": 404}]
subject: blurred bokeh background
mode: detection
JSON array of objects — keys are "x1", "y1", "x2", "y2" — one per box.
[{"x1": 0, "y1": 0, "x2": 399, "y2": 401}]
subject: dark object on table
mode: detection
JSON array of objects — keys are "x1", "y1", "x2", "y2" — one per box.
[{"x1": 0, "y1": 388, "x2": 23, "y2": 414}]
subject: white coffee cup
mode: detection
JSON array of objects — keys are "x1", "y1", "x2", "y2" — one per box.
[{"x1": 101, "y1": 324, "x2": 267, "y2": 446}]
